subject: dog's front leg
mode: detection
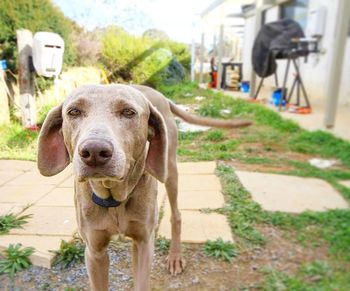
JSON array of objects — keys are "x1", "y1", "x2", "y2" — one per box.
[
  {"x1": 84, "y1": 230, "x2": 111, "y2": 291},
  {"x1": 132, "y1": 232, "x2": 154, "y2": 291}
]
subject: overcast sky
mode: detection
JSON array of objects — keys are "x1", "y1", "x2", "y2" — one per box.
[{"x1": 53, "y1": 0, "x2": 214, "y2": 43}]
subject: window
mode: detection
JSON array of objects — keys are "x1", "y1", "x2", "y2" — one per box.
[{"x1": 280, "y1": 0, "x2": 309, "y2": 30}]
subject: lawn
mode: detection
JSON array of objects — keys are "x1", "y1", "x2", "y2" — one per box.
[{"x1": 1, "y1": 82, "x2": 350, "y2": 289}]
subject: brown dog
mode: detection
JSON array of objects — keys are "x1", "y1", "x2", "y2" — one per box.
[{"x1": 37, "y1": 84, "x2": 250, "y2": 290}]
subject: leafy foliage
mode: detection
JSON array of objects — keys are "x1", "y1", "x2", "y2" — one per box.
[
  {"x1": 0, "y1": 0, "x2": 77, "y2": 72},
  {"x1": 0, "y1": 244, "x2": 34, "y2": 280},
  {"x1": 51, "y1": 240, "x2": 85, "y2": 269},
  {"x1": 203, "y1": 238, "x2": 239, "y2": 262},
  {"x1": 101, "y1": 26, "x2": 190, "y2": 88},
  {"x1": 0, "y1": 213, "x2": 31, "y2": 235},
  {"x1": 155, "y1": 236, "x2": 170, "y2": 255}
]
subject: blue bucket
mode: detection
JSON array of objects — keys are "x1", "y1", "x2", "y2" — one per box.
[
  {"x1": 241, "y1": 81, "x2": 250, "y2": 93},
  {"x1": 271, "y1": 88, "x2": 286, "y2": 106}
]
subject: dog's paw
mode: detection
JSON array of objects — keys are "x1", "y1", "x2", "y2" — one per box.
[{"x1": 166, "y1": 252, "x2": 186, "y2": 275}]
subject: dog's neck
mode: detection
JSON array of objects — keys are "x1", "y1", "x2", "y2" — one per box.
[{"x1": 89, "y1": 145, "x2": 149, "y2": 203}]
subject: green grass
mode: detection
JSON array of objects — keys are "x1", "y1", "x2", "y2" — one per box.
[
  {"x1": 0, "y1": 244, "x2": 35, "y2": 281},
  {"x1": 0, "y1": 213, "x2": 32, "y2": 235},
  {"x1": 204, "y1": 130, "x2": 226, "y2": 142},
  {"x1": 217, "y1": 165, "x2": 267, "y2": 245},
  {"x1": 260, "y1": 261, "x2": 350, "y2": 291},
  {"x1": 51, "y1": 240, "x2": 85, "y2": 269},
  {"x1": 0, "y1": 123, "x2": 38, "y2": 161},
  {"x1": 203, "y1": 238, "x2": 239, "y2": 262}
]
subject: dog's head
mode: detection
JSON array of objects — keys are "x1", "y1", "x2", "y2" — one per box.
[{"x1": 37, "y1": 84, "x2": 167, "y2": 200}]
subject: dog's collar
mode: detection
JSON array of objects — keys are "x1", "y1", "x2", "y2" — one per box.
[{"x1": 92, "y1": 192, "x2": 122, "y2": 208}]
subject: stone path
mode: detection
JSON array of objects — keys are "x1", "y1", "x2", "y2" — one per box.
[
  {"x1": 235, "y1": 171, "x2": 349, "y2": 213},
  {"x1": 0, "y1": 160, "x2": 232, "y2": 268},
  {"x1": 1, "y1": 160, "x2": 348, "y2": 269}
]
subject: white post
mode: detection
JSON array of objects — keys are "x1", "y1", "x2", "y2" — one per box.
[
  {"x1": 16, "y1": 29, "x2": 36, "y2": 128},
  {"x1": 249, "y1": 1, "x2": 263, "y2": 98},
  {"x1": 199, "y1": 32, "x2": 205, "y2": 84},
  {"x1": 191, "y1": 22, "x2": 196, "y2": 82},
  {"x1": 216, "y1": 24, "x2": 224, "y2": 90},
  {"x1": 323, "y1": 0, "x2": 350, "y2": 128}
]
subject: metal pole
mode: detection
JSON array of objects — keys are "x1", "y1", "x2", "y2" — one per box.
[
  {"x1": 323, "y1": 0, "x2": 350, "y2": 128},
  {"x1": 249, "y1": 3, "x2": 263, "y2": 98},
  {"x1": 16, "y1": 29, "x2": 36, "y2": 128},
  {"x1": 216, "y1": 24, "x2": 224, "y2": 90},
  {"x1": 199, "y1": 32, "x2": 205, "y2": 84}
]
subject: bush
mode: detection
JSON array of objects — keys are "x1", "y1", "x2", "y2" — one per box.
[{"x1": 101, "y1": 26, "x2": 190, "y2": 88}]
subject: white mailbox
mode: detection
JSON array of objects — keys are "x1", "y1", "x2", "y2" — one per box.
[{"x1": 32, "y1": 32, "x2": 64, "y2": 78}]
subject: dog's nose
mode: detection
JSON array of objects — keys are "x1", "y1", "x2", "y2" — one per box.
[{"x1": 79, "y1": 139, "x2": 113, "y2": 167}]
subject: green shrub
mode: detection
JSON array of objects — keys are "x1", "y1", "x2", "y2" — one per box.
[
  {"x1": 203, "y1": 238, "x2": 239, "y2": 262},
  {"x1": 101, "y1": 27, "x2": 190, "y2": 88},
  {"x1": 51, "y1": 239, "x2": 85, "y2": 269},
  {"x1": 0, "y1": 213, "x2": 31, "y2": 235},
  {"x1": 0, "y1": 244, "x2": 35, "y2": 280}
]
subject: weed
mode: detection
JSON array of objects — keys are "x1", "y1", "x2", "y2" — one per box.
[
  {"x1": 155, "y1": 236, "x2": 170, "y2": 255},
  {"x1": 0, "y1": 213, "x2": 31, "y2": 235},
  {"x1": 205, "y1": 130, "x2": 225, "y2": 142},
  {"x1": 0, "y1": 243, "x2": 35, "y2": 280},
  {"x1": 203, "y1": 238, "x2": 239, "y2": 262},
  {"x1": 51, "y1": 240, "x2": 85, "y2": 269}
]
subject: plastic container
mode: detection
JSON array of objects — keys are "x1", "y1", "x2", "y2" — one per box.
[
  {"x1": 241, "y1": 81, "x2": 250, "y2": 93},
  {"x1": 271, "y1": 88, "x2": 286, "y2": 106}
]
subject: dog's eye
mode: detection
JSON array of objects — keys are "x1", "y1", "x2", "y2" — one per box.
[
  {"x1": 68, "y1": 108, "x2": 81, "y2": 117},
  {"x1": 122, "y1": 108, "x2": 136, "y2": 118}
]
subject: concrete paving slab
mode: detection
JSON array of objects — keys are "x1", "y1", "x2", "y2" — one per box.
[
  {"x1": 0, "y1": 204, "x2": 24, "y2": 216},
  {"x1": 0, "y1": 235, "x2": 72, "y2": 268},
  {"x1": 10, "y1": 206, "x2": 77, "y2": 236},
  {"x1": 177, "y1": 162, "x2": 216, "y2": 175},
  {"x1": 0, "y1": 170, "x2": 24, "y2": 185},
  {"x1": 5, "y1": 166, "x2": 73, "y2": 186},
  {"x1": 0, "y1": 160, "x2": 35, "y2": 172},
  {"x1": 36, "y1": 188, "x2": 75, "y2": 207},
  {"x1": 179, "y1": 174, "x2": 221, "y2": 191},
  {"x1": 163, "y1": 190, "x2": 225, "y2": 211},
  {"x1": 236, "y1": 171, "x2": 349, "y2": 213},
  {"x1": 58, "y1": 175, "x2": 75, "y2": 188},
  {"x1": 0, "y1": 185, "x2": 55, "y2": 205},
  {"x1": 339, "y1": 180, "x2": 350, "y2": 189},
  {"x1": 158, "y1": 210, "x2": 233, "y2": 243}
]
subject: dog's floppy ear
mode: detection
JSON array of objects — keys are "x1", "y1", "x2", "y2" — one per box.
[
  {"x1": 37, "y1": 104, "x2": 70, "y2": 176},
  {"x1": 146, "y1": 104, "x2": 168, "y2": 183}
]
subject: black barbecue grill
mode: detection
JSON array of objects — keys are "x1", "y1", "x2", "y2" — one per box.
[{"x1": 251, "y1": 19, "x2": 318, "y2": 110}]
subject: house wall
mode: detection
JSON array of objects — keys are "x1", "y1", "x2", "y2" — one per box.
[{"x1": 242, "y1": 0, "x2": 350, "y2": 105}]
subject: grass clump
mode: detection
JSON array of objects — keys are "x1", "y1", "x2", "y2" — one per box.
[
  {"x1": 205, "y1": 130, "x2": 225, "y2": 142},
  {"x1": 203, "y1": 238, "x2": 239, "y2": 262},
  {"x1": 0, "y1": 244, "x2": 35, "y2": 280},
  {"x1": 155, "y1": 236, "x2": 170, "y2": 255},
  {"x1": 0, "y1": 213, "x2": 31, "y2": 235},
  {"x1": 51, "y1": 240, "x2": 85, "y2": 269}
]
